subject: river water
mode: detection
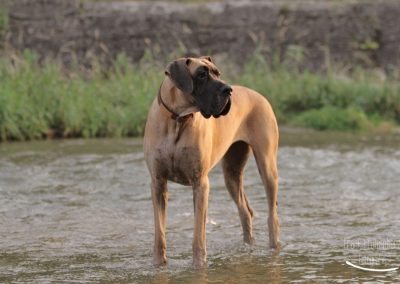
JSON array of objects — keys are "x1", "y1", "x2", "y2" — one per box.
[{"x1": 0, "y1": 129, "x2": 399, "y2": 283}]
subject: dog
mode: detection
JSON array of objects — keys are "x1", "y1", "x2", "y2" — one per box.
[{"x1": 143, "y1": 56, "x2": 280, "y2": 268}]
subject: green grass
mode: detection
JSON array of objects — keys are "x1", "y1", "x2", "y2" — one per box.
[
  {"x1": 0, "y1": 51, "x2": 399, "y2": 141},
  {"x1": 292, "y1": 107, "x2": 370, "y2": 131},
  {"x1": 236, "y1": 56, "x2": 400, "y2": 132},
  {"x1": 0, "y1": 52, "x2": 161, "y2": 141}
]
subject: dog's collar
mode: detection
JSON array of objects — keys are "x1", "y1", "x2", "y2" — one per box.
[{"x1": 157, "y1": 88, "x2": 194, "y2": 123}]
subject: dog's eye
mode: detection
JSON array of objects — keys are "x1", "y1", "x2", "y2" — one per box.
[{"x1": 197, "y1": 70, "x2": 207, "y2": 80}]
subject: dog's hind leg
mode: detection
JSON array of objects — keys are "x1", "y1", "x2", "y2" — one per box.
[
  {"x1": 151, "y1": 178, "x2": 168, "y2": 266},
  {"x1": 252, "y1": 138, "x2": 281, "y2": 249},
  {"x1": 222, "y1": 141, "x2": 255, "y2": 244}
]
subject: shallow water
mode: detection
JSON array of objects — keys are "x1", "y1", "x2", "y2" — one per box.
[{"x1": 0, "y1": 129, "x2": 399, "y2": 283}]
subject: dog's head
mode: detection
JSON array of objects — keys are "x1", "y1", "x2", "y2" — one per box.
[{"x1": 165, "y1": 56, "x2": 232, "y2": 119}]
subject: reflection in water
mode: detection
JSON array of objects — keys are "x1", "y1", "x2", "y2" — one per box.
[{"x1": 0, "y1": 131, "x2": 399, "y2": 282}]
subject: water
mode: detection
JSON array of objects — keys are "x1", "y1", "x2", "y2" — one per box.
[{"x1": 1, "y1": 129, "x2": 399, "y2": 283}]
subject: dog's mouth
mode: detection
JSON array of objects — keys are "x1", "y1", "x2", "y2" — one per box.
[
  {"x1": 212, "y1": 98, "x2": 231, "y2": 118},
  {"x1": 200, "y1": 111, "x2": 212, "y2": 119},
  {"x1": 200, "y1": 97, "x2": 231, "y2": 119}
]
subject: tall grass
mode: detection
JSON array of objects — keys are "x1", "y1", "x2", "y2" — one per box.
[
  {"x1": 0, "y1": 52, "x2": 161, "y2": 141},
  {"x1": 0, "y1": 51, "x2": 399, "y2": 141},
  {"x1": 236, "y1": 56, "x2": 400, "y2": 131}
]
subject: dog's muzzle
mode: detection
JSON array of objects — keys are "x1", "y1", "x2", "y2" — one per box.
[
  {"x1": 213, "y1": 85, "x2": 232, "y2": 118},
  {"x1": 199, "y1": 85, "x2": 233, "y2": 119}
]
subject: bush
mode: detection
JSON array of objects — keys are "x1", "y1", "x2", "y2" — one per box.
[
  {"x1": 235, "y1": 56, "x2": 400, "y2": 130},
  {"x1": 292, "y1": 107, "x2": 371, "y2": 131},
  {"x1": 0, "y1": 51, "x2": 399, "y2": 141},
  {"x1": 0, "y1": 52, "x2": 161, "y2": 141}
]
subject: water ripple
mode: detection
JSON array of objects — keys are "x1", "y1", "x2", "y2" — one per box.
[{"x1": 0, "y1": 135, "x2": 399, "y2": 282}]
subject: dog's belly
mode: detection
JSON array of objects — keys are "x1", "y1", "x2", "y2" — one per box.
[{"x1": 155, "y1": 145, "x2": 203, "y2": 186}]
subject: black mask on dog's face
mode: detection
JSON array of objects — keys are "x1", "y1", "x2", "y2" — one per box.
[{"x1": 165, "y1": 56, "x2": 232, "y2": 119}]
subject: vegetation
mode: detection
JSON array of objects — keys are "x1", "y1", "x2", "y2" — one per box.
[
  {"x1": 237, "y1": 55, "x2": 400, "y2": 132},
  {"x1": 0, "y1": 52, "x2": 159, "y2": 141},
  {"x1": 0, "y1": 51, "x2": 399, "y2": 141}
]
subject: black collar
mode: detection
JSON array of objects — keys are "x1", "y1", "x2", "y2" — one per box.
[{"x1": 157, "y1": 87, "x2": 194, "y2": 123}]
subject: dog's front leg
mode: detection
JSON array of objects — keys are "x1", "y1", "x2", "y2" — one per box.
[
  {"x1": 192, "y1": 177, "x2": 210, "y2": 268},
  {"x1": 151, "y1": 178, "x2": 168, "y2": 266}
]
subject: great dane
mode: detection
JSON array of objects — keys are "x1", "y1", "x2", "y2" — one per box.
[{"x1": 143, "y1": 56, "x2": 280, "y2": 268}]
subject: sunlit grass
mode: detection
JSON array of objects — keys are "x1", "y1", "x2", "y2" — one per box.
[
  {"x1": 0, "y1": 52, "x2": 161, "y2": 141},
  {"x1": 0, "y1": 51, "x2": 399, "y2": 141},
  {"x1": 236, "y1": 55, "x2": 400, "y2": 131}
]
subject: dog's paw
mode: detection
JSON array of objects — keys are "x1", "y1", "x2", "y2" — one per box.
[
  {"x1": 269, "y1": 240, "x2": 283, "y2": 251},
  {"x1": 244, "y1": 235, "x2": 255, "y2": 245},
  {"x1": 153, "y1": 256, "x2": 167, "y2": 267},
  {"x1": 193, "y1": 257, "x2": 207, "y2": 269}
]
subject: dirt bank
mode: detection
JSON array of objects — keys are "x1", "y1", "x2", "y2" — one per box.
[{"x1": 2, "y1": 0, "x2": 400, "y2": 70}]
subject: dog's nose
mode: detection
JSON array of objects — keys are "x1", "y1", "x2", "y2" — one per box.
[{"x1": 220, "y1": 85, "x2": 233, "y2": 96}]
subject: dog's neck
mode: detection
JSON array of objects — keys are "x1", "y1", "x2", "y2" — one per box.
[{"x1": 158, "y1": 77, "x2": 199, "y2": 120}]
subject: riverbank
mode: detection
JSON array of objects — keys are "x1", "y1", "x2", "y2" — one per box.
[
  {"x1": 0, "y1": 52, "x2": 399, "y2": 142},
  {"x1": 3, "y1": 0, "x2": 400, "y2": 71}
]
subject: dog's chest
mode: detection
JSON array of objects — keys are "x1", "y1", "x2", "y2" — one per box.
[{"x1": 155, "y1": 142, "x2": 203, "y2": 186}]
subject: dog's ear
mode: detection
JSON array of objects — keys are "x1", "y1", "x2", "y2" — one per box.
[
  {"x1": 165, "y1": 58, "x2": 193, "y2": 94},
  {"x1": 200, "y1": 56, "x2": 213, "y2": 62}
]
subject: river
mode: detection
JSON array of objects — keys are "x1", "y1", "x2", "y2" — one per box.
[{"x1": 1, "y1": 129, "x2": 399, "y2": 282}]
